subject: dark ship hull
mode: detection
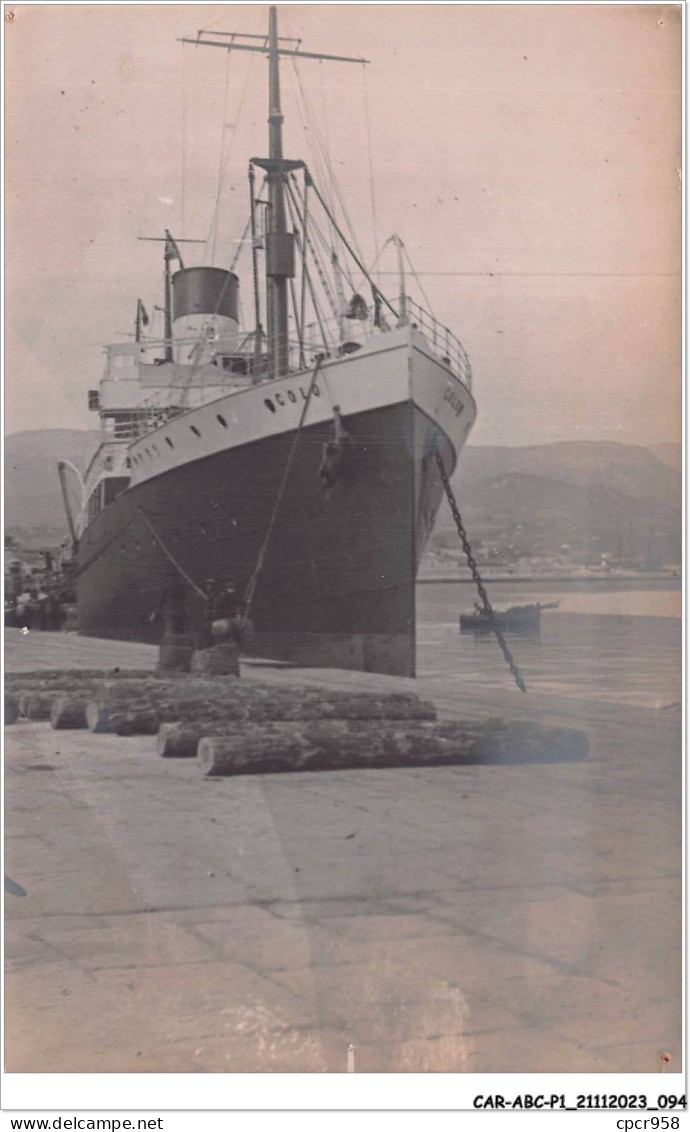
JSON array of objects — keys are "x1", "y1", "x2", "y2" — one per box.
[
  {"x1": 78, "y1": 398, "x2": 456, "y2": 677},
  {"x1": 70, "y1": 12, "x2": 478, "y2": 680}
]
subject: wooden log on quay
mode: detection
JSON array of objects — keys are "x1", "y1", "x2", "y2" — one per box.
[
  {"x1": 5, "y1": 669, "x2": 159, "y2": 689},
  {"x1": 109, "y1": 709, "x2": 162, "y2": 737},
  {"x1": 158, "y1": 720, "x2": 252, "y2": 757},
  {"x1": 50, "y1": 696, "x2": 89, "y2": 730},
  {"x1": 83, "y1": 678, "x2": 204, "y2": 732},
  {"x1": 16, "y1": 681, "x2": 139, "y2": 724},
  {"x1": 86, "y1": 692, "x2": 245, "y2": 734},
  {"x1": 197, "y1": 720, "x2": 589, "y2": 777},
  {"x1": 85, "y1": 701, "x2": 110, "y2": 734},
  {"x1": 5, "y1": 670, "x2": 109, "y2": 688},
  {"x1": 88, "y1": 682, "x2": 437, "y2": 736},
  {"x1": 90, "y1": 677, "x2": 429, "y2": 707},
  {"x1": 5, "y1": 695, "x2": 19, "y2": 725},
  {"x1": 21, "y1": 687, "x2": 101, "y2": 722},
  {"x1": 6, "y1": 671, "x2": 164, "y2": 728},
  {"x1": 13, "y1": 680, "x2": 97, "y2": 697},
  {"x1": 157, "y1": 706, "x2": 437, "y2": 758},
  {"x1": 18, "y1": 691, "x2": 55, "y2": 720},
  {"x1": 7, "y1": 671, "x2": 165, "y2": 721},
  {"x1": 85, "y1": 684, "x2": 246, "y2": 734},
  {"x1": 16, "y1": 679, "x2": 99, "y2": 699}
]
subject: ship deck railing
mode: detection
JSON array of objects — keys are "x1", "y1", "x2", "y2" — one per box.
[
  {"x1": 403, "y1": 298, "x2": 472, "y2": 390},
  {"x1": 282, "y1": 298, "x2": 472, "y2": 390},
  {"x1": 102, "y1": 301, "x2": 472, "y2": 440},
  {"x1": 127, "y1": 299, "x2": 473, "y2": 390}
]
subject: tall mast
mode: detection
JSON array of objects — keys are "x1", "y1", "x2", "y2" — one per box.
[
  {"x1": 180, "y1": 11, "x2": 368, "y2": 380},
  {"x1": 266, "y1": 6, "x2": 291, "y2": 378},
  {"x1": 162, "y1": 232, "x2": 175, "y2": 361}
]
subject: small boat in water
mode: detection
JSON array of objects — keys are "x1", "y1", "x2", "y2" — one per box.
[{"x1": 459, "y1": 601, "x2": 559, "y2": 632}]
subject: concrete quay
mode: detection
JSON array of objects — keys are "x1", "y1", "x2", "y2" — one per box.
[{"x1": 4, "y1": 629, "x2": 681, "y2": 1073}]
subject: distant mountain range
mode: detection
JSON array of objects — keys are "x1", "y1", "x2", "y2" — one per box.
[
  {"x1": 4, "y1": 429, "x2": 682, "y2": 565},
  {"x1": 5, "y1": 429, "x2": 100, "y2": 546},
  {"x1": 437, "y1": 440, "x2": 681, "y2": 566},
  {"x1": 647, "y1": 443, "x2": 682, "y2": 473},
  {"x1": 453, "y1": 441, "x2": 681, "y2": 502}
]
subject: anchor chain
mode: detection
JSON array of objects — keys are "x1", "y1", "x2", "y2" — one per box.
[{"x1": 435, "y1": 450, "x2": 527, "y2": 694}]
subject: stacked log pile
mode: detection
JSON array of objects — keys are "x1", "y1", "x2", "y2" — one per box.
[
  {"x1": 85, "y1": 679, "x2": 437, "y2": 736},
  {"x1": 5, "y1": 668, "x2": 590, "y2": 774}
]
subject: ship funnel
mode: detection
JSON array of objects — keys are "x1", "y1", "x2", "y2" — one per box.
[{"x1": 171, "y1": 267, "x2": 239, "y2": 365}]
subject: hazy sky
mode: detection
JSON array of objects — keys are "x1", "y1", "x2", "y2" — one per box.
[{"x1": 4, "y1": 2, "x2": 681, "y2": 446}]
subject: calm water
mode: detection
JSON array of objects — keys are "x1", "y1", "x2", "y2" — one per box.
[{"x1": 416, "y1": 579, "x2": 681, "y2": 708}]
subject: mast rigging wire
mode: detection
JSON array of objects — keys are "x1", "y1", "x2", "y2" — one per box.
[
  {"x1": 306, "y1": 171, "x2": 398, "y2": 321},
  {"x1": 137, "y1": 507, "x2": 207, "y2": 600},
  {"x1": 208, "y1": 45, "x2": 234, "y2": 264},
  {"x1": 286, "y1": 201, "x2": 324, "y2": 354},
  {"x1": 180, "y1": 40, "x2": 187, "y2": 237},
  {"x1": 284, "y1": 182, "x2": 332, "y2": 354},
  {"x1": 289, "y1": 57, "x2": 366, "y2": 270},
  {"x1": 402, "y1": 240, "x2": 435, "y2": 315},
  {"x1": 186, "y1": 29, "x2": 258, "y2": 268},
  {"x1": 362, "y1": 62, "x2": 379, "y2": 260},
  {"x1": 286, "y1": 176, "x2": 339, "y2": 325},
  {"x1": 318, "y1": 61, "x2": 336, "y2": 256},
  {"x1": 172, "y1": 45, "x2": 268, "y2": 403},
  {"x1": 229, "y1": 212, "x2": 254, "y2": 273}
]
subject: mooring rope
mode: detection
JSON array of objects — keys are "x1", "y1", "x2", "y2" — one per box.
[{"x1": 136, "y1": 507, "x2": 206, "y2": 600}]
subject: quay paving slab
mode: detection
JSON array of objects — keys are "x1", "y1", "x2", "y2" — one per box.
[{"x1": 4, "y1": 630, "x2": 681, "y2": 1072}]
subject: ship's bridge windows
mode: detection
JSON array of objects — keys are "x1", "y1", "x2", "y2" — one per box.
[
  {"x1": 217, "y1": 414, "x2": 228, "y2": 428},
  {"x1": 190, "y1": 425, "x2": 201, "y2": 438},
  {"x1": 113, "y1": 413, "x2": 142, "y2": 440}
]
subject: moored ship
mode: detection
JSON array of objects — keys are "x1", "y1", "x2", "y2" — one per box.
[{"x1": 65, "y1": 7, "x2": 477, "y2": 677}]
